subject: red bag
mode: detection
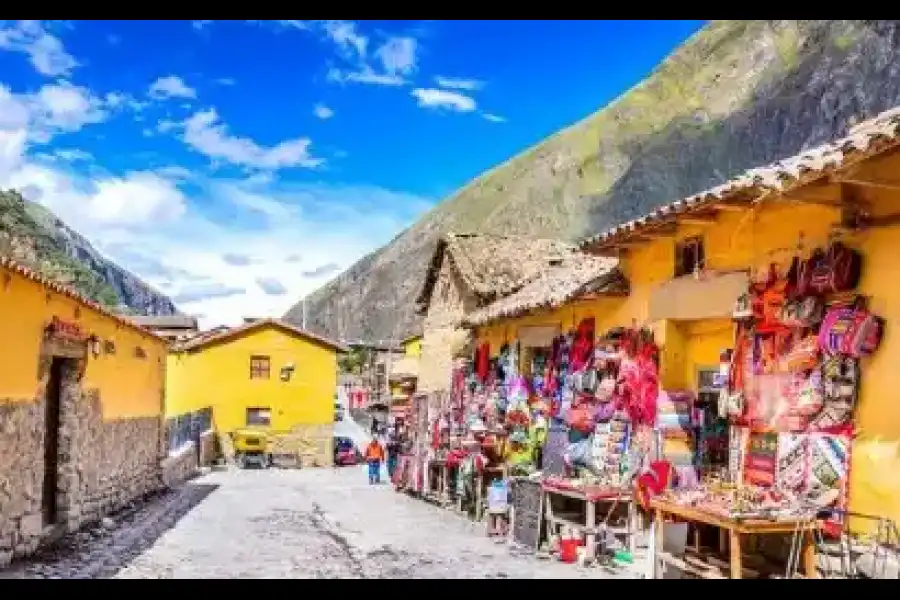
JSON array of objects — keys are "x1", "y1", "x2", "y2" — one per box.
[{"x1": 799, "y1": 242, "x2": 862, "y2": 296}]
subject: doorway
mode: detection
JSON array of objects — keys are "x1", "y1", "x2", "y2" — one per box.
[{"x1": 42, "y1": 358, "x2": 66, "y2": 528}]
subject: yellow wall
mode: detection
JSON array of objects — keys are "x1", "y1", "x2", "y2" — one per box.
[
  {"x1": 475, "y1": 173, "x2": 900, "y2": 527},
  {"x1": 402, "y1": 336, "x2": 422, "y2": 358},
  {"x1": 0, "y1": 267, "x2": 166, "y2": 419},
  {"x1": 165, "y1": 323, "x2": 339, "y2": 434}
]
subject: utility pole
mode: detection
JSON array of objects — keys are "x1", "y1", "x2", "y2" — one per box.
[{"x1": 301, "y1": 296, "x2": 307, "y2": 329}]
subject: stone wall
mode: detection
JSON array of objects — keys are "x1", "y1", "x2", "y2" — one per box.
[
  {"x1": 199, "y1": 430, "x2": 217, "y2": 466},
  {"x1": 0, "y1": 361, "x2": 163, "y2": 567},
  {"x1": 161, "y1": 441, "x2": 199, "y2": 488},
  {"x1": 270, "y1": 423, "x2": 334, "y2": 468},
  {"x1": 419, "y1": 260, "x2": 476, "y2": 394}
]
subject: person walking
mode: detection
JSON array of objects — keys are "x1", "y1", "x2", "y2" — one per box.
[
  {"x1": 385, "y1": 430, "x2": 401, "y2": 479},
  {"x1": 364, "y1": 438, "x2": 385, "y2": 484}
]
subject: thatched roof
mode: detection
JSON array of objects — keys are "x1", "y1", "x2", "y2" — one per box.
[
  {"x1": 175, "y1": 318, "x2": 348, "y2": 354},
  {"x1": 580, "y1": 105, "x2": 900, "y2": 251},
  {"x1": 415, "y1": 232, "x2": 580, "y2": 314},
  {"x1": 464, "y1": 256, "x2": 627, "y2": 327}
]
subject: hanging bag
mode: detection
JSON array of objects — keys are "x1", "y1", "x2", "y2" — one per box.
[
  {"x1": 781, "y1": 333, "x2": 820, "y2": 373},
  {"x1": 802, "y1": 242, "x2": 863, "y2": 296},
  {"x1": 781, "y1": 296, "x2": 824, "y2": 328}
]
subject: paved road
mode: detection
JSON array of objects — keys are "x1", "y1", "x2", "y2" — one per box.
[{"x1": 5, "y1": 467, "x2": 645, "y2": 579}]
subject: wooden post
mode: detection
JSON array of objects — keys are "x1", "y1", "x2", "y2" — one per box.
[
  {"x1": 654, "y1": 509, "x2": 664, "y2": 579},
  {"x1": 585, "y1": 499, "x2": 597, "y2": 556},
  {"x1": 729, "y1": 529, "x2": 743, "y2": 579},
  {"x1": 802, "y1": 530, "x2": 817, "y2": 579}
]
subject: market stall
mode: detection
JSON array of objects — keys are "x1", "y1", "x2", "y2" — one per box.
[
  {"x1": 457, "y1": 318, "x2": 660, "y2": 564},
  {"x1": 645, "y1": 239, "x2": 886, "y2": 579}
]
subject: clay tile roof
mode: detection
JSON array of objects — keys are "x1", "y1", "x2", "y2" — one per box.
[
  {"x1": 579, "y1": 104, "x2": 900, "y2": 250},
  {"x1": 464, "y1": 255, "x2": 627, "y2": 327},
  {"x1": 0, "y1": 255, "x2": 164, "y2": 342},
  {"x1": 174, "y1": 318, "x2": 349, "y2": 354},
  {"x1": 415, "y1": 232, "x2": 581, "y2": 314}
]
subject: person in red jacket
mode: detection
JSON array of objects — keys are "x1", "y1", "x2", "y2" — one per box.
[{"x1": 364, "y1": 439, "x2": 385, "y2": 484}]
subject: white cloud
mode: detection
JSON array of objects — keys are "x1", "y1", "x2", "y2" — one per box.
[
  {"x1": 0, "y1": 82, "x2": 110, "y2": 145},
  {"x1": 411, "y1": 88, "x2": 476, "y2": 112},
  {"x1": 434, "y1": 76, "x2": 483, "y2": 91},
  {"x1": 321, "y1": 20, "x2": 368, "y2": 61},
  {"x1": 482, "y1": 113, "x2": 506, "y2": 123},
  {"x1": 86, "y1": 172, "x2": 187, "y2": 225},
  {"x1": 375, "y1": 37, "x2": 417, "y2": 78},
  {"x1": 216, "y1": 77, "x2": 236, "y2": 86},
  {"x1": 0, "y1": 20, "x2": 79, "y2": 77},
  {"x1": 0, "y1": 57, "x2": 433, "y2": 329},
  {"x1": 54, "y1": 148, "x2": 92, "y2": 162},
  {"x1": 148, "y1": 75, "x2": 197, "y2": 101},
  {"x1": 313, "y1": 104, "x2": 334, "y2": 120},
  {"x1": 178, "y1": 108, "x2": 324, "y2": 171},
  {"x1": 313, "y1": 21, "x2": 418, "y2": 87},
  {"x1": 192, "y1": 20, "x2": 213, "y2": 31}
]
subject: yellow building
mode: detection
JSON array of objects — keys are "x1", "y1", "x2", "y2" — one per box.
[
  {"x1": 0, "y1": 257, "x2": 167, "y2": 566},
  {"x1": 387, "y1": 334, "x2": 422, "y2": 415},
  {"x1": 401, "y1": 334, "x2": 423, "y2": 358},
  {"x1": 165, "y1": 318, "x2": 347, "y2": 464},
  {"x1": 469, "y1": 106, "x2": 900, "y2": 531}
]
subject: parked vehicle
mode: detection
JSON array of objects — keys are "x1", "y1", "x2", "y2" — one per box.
[
  {"x1": 334, "y1": 436, "x2": 359, "y2": 466},
  {"x1": 231, "y1": 428, "x2": 272, "y2": 469}
]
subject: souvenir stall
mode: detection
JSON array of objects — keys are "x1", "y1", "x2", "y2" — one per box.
[
  {"x1": 538, "y1": 323, "x2": 660, "y2": 565},
  {"x1": 648, "y1": 240, "x2": 886, "y2": 579},
  {"x1": 394, "y1": 392, "x2": 429, "y2": 495}
]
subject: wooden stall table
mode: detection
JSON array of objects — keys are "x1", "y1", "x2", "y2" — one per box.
[
  {"x1": 649, "y1": 498, "x2": 820, "y2": 579},
  {"x1": 541, "y1": 480, "x2": 638, "y2": 555},
  {"x1": 425, "y1": 459, "x2": 449, "y2": 504}
]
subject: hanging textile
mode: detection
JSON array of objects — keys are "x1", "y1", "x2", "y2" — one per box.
[
  {"x1": 570, "y1": 318, "x2": 596, "y2": 371},
  {"x1": 475, "y1": 342, "x2": 490, "y2": 382}
]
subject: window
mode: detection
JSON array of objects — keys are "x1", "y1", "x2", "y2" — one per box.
[
  {"x1": 675, "y1": 236, "x2": 705, "y2": 277},
  {"x1": 696, "y1": 367, "x2": 719, "y2": 405},
  {"x1": 249, "y1": 355, "x2": 271, "y2": 379},
  {"x1": 246, "y1": 407, "x2": 271, "y2": 426}
]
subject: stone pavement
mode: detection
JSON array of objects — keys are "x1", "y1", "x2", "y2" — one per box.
[{"x1": 3, "y1": 466, "x2": 646, "y2": 579}]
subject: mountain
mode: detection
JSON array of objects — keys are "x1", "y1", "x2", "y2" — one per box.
[
  {"x1": 0, "y1": 190, "x2": 178, "y2": 316},
  {"x1": 289, "y1": 20, "x2": 900, "y2": 342}
]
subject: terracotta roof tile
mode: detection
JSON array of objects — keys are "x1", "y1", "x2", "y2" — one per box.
[
  {"x1": 579, "y1": 104, "x2": 900, "y2": 250},
  {"x1": 0, "y1": 255, "x2": 164, "y2": 342},
  {"x1": 174, "y1": 318, "x2": 349, "y2": 353}
]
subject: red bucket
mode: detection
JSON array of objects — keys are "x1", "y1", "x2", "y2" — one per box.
[{"x1": 559, "y1": 538, "x2": 581, "y2": 564}]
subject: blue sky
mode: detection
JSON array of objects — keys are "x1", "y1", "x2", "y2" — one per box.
[{"x1": 0, "y1": 19, "x2": 705, "y2": 326}]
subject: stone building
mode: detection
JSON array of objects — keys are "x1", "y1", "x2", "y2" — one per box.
[
  {"x1": 0, "y1": 257, "x2": 168, "y2": 567},
  {"x1": 413, "y1": 233, "x2": 587, "y2": 394},
  {"x1": 129, "y1": 314, "x2": 199, "y2": 344}
]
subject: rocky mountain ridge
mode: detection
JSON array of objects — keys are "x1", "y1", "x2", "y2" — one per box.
[
  {"x1": 0, "y1": 190, "x2": 178, "y2": 316},
  {"x1": 288, "y1": 20, "x2": 900, "y2": 342}
]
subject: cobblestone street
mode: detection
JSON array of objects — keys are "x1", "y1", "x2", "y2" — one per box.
[{"x1": 3, "y1": 466, "x2": 642, "y2": 579}]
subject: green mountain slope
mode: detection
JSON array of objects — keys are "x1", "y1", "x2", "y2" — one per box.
[
  {"x1": 0, "y1": 190, "x2": 178, "y2": 315},
  {"x1": 289, "y1": 20, "x2": 893, "y2": 342}
]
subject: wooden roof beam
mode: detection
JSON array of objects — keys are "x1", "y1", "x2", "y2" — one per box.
[
  {"x1": 835, "y1": 176, "x2": 900, "y2": 193},
  {"x1": 679, "y1": 214, "x2": 719, "y2": 226}
]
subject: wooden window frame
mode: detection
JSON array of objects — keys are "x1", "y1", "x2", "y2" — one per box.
[
  {"x1": 246, "y1": 407, "x2": 271, "y2": 427},
  {"x1": 249, "y1": 355, "x2": 271, "y2": 380},
  {"x1": 675, "y1": 235, "x2": 706, "y2": 278}
]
